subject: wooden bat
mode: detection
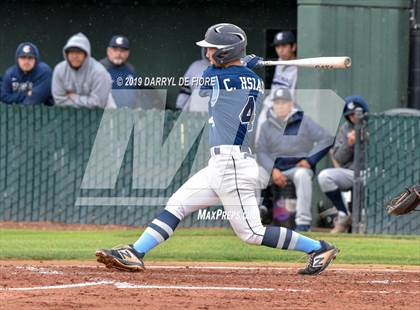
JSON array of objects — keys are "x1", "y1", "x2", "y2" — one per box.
[{"x1": 260, "y1": 56, "x2": 352, "y2": 69}]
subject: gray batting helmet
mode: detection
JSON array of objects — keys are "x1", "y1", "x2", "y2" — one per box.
[{"x1": 196, "y1": 23, "x2": 247, "y2": 65}]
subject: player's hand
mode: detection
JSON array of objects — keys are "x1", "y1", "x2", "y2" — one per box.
[
  {"x1": 272, "y1": 168, "x2": 287, "y2": 187},
  {"x1": 242, "y1": 54, "x2": 263, "y2": 69},
  {"x1": 296, "y1": 159, "x2": 311, "y2": 169},
  {"x1": 66, "y1": 91, "x2": 77, "y2": 100},
  {"x1": 347, "y1": 130, "x2": 356, "y2": 146}
]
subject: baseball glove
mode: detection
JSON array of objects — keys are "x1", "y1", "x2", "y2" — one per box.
[{"x1": 386, "y1": 184, "x2": 420, "y2": 216}]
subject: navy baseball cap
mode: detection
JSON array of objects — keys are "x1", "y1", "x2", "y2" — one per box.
[
  {"x1": 272, "y1": 88, "x2": 293, "y2": 102},
  {"x1": 16, "y1": 42, "x2": 38, "y2": 58},
  {"x1": 343, "y1": 95, "x2": 369, "y2": 116},
  {"x1": 272, "y1": 31, "x2": 296, "y2": 46},
  {"x1": 109, "y1": 35, "x2": 130, "y2": 49}
]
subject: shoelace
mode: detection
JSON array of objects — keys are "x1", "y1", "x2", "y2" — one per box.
[
  {"x1": 111, "y1": 244, "x2": 127, "y2": 250},
  {"x1": 110, "y1": 245, "x2": 132, "y2": 257},
  {"x1": 304, "y1": 252, "x2": 316, "y2": 269}
]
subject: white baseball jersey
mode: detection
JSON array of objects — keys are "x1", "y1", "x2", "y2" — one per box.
[{"x1": 161, "y1": 64, "x2": 299, "y2": 248}]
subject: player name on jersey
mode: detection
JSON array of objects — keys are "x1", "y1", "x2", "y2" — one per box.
[
  {"x1": 222, "y1": 76, "x2": 264, "y2": 94},
  {"x1": 239, "y1": 76, "x2": 264, "y2": 94}
]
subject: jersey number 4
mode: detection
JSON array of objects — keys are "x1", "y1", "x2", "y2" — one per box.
[{"x1": 239, "y1": 96, "x2": 256, "y2": 131}]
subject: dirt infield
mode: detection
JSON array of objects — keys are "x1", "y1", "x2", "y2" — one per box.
[{"x1": 1, "y1": 261, "x2": 419, "y2": 309}]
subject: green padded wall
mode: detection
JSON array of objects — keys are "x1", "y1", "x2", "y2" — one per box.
[{"x1": 297, "y1": 0, "x2": 411, "y2": 112}]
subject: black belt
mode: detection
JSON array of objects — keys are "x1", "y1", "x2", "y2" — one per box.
[{"x1": 211, "y1": 146, "x2": 255, "y2": 159}]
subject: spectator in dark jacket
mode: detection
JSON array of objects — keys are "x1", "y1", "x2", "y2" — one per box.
[
  {"x1": 100, "y1": 35, "x2": 136, "y2": 107},
  {"x1": 256, "y1": 88, "x2": 333, "y2": 232},
  {"x1": 1, "y1": 42, "x2": 53, "y2": 105},
  {"x1": 318, "y1": 95, "x2": 368, "y2": 233}
]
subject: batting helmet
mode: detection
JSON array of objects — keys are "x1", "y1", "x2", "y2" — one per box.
[{"x1": 196, "y1": 23, "x2": 247, "y2": 65}]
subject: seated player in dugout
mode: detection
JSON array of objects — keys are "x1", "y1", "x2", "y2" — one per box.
[
  {"x1": 175, "y1": 47, "x2": 210, "y2": 112},
  {"x1": 256, "y1": 88, "x2": 333, "y2": 232},
  {"x1": 96, "y1": 23, "x2": 339, "y2": 276},
  {"x1": 0, "y1": 42, "x2": 53, "y2": 106},
  {"x1": 100, "y1": 35, "x2": 137, "y2": 108},
  {"x1": 255, "y1": 31, "x2": 298, "y2": 140},
  {"x1": 52, "y1": 33, "x2": 116, "y2": 109},
  {"x1": 318, "y1": 96, "x2": 369, "y2": 233}
]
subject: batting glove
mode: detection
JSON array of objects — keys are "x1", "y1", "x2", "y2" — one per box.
[{"x1": 242, "y1": 54, "x2": 263, "y2": 69}]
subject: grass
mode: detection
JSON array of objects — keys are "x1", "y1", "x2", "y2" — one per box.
[{"x1": 0, "y1": 228, "x2": 419, "y2": 265}]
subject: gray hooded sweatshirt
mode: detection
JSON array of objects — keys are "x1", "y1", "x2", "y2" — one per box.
[
  {"x1": 332, "y1": 121, "x2": 356, "y2": 170},
  {"x1": 52, "y1": 33, "x2": 116, "y2": 108},
  {"x1": 256, "y1": 108, "x2": 334, "y2": 174}
]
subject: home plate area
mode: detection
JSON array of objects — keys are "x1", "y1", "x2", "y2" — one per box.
[{"x1": 1, "y1": 262, "x2": 419, "y2": 309}]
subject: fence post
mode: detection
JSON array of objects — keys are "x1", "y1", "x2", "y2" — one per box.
[{"x1": 352, "y1": 107, "x2": 364, "y2": 234}]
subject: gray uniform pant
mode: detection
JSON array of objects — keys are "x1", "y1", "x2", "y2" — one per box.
[
  {"x1": 317, "y1": 168, "x2": 354, "y2": 192},
  {"x1": 258, "y1": 166, "x2": 314, "y2": 226}
]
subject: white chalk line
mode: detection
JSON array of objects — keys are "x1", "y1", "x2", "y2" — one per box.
[
  {"x1": 0, "y1": 281, "x2": 114, "y2": 291},
  {"x1": 3, "y1": 265, "x2": 419, "y2": 295},
  {"x1": 1, "y1": 280, "x2": 419, "y2": 295},
  {"x1": 15, "y1": 266, "x2": 63, "y2": 275},
  {"x1": 356, "y1": 280, "x2": 420, "y2": 284},
  {"x1": 0, "y1": 281, "x2": 273, "y2": 292},
  {"x1": 13, "y1": 265, "x2": 420, "y2": 285},
  {"x1": 114, "y1": 282, "x2": 274, "y2": 291}
]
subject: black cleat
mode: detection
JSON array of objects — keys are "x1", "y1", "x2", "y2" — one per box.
[
  {"x1": 96, "y1": 244, "x2": 145, "y2": 272},
  {"x1": 298, "y1": 240, "x2": 339, "y2": 275}
]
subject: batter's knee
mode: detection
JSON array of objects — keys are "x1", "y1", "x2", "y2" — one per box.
[
  {"x1": 164, "y1": 196, "x2": 187, "y2": 221},
  {"x1": 235, "y1": 226, "x2": 265, "y2": 246}
]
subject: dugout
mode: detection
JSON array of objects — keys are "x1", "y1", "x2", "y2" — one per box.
[
  {"x1": 1, "y1": 0, "x2": 412, "y2": 111},
  {"x1": 0, "y1": 1, "x2": 417, "y2": 234},
  {"x1": 0, "y1": 0, "x2": 297, "y2": 109}
]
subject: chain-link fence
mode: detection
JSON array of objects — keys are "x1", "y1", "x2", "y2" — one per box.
[
  {"x1": 363, "y1": 114, "x2": 420, "y2": 235},
  {"x1": 1, "y1": 105, "x2": 419, "y2": 233},
  {"x1": 0, "y1": 105, "x2": 228, "y2": 227}
]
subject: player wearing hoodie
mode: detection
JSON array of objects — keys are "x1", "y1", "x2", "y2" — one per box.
[{"x1": 318, "y1": 95, "x2": 369, "y2": 233}]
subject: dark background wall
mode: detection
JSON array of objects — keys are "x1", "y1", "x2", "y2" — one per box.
[{"x1": 0, "y1": 0, "x2": 297, "y2": 108}]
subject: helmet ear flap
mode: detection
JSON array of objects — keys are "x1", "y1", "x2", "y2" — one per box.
[
  {"x1": 212, "y1": 49, "x2": 228, "y2": 65},
  {"x1": 212, "y1": 44, "x2": 246, "y2": 65}
]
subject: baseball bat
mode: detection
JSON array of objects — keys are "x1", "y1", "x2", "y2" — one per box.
[{"x1": 260, "y1": 56, "x2": 352, "y2": 69}]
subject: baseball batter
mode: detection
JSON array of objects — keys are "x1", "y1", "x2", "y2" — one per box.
[{"x1": 96, "y1": 23, "x2": 339, "y2": 275}]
